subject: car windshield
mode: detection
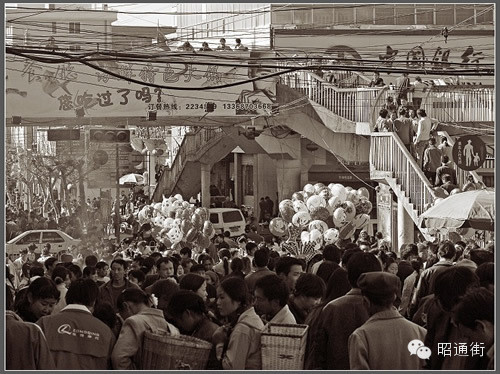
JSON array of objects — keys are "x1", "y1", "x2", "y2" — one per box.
[{"x1": 222, "y1": 211, "x2": 243, "y2": 223}]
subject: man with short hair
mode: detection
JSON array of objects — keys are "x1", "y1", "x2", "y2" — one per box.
[
  {"x1": 142, "y1": 257, "x2": 176, "y2": 289},
  {"x1": 96, "y1": 259, "x2": 139, "y2": 312},
  {"x1": 288, "y1": 273, "x2": 325, "y2": 324},
  {"x1": 216, "y1": 38, "x2": 232, "y2": 51},
  {"x1": 179, "y1": 247, "x2": 192, "y2": 260},
  {"x1": 440, "y1": 174, "x2": 458, "y2": 194},
  {"x1": 245, "y1": 248, "x2": 274, "y2": 294},
  {"x1": 275, "y1": 257, "x2": 304, "y2": 294},
  {"x1": 246, "y1": 225, "x2": 264, "y2": 244},
  {"x1": 95, "y1": 261, "x2": 110, "y2": 287},
  {"x1": 393, "y1": 107, "x2": 414, "y2": 151},
  {"x1": 316, "y1": 244, "x2": 341, "y2": 284},
  {"x1": 37, "y1": 279, "x2": 116, "y2": 369},
  {"x1": 254, "y1": 274, "x2": 296, "y2": 324},
  {"x1": 44, "y1": 257, "x2": 57, "y2": 279},
  {"x1": 38, "y1": 244, "x2": 52, "y2": 264},
  {"x1": 414, "y1": 109, "x2": 433, "y2": 167},
  {"x1": 397, "y1": 244, "x2": 419, "y2": 285},
  {"x1": 410, "y1": 241, "x2": 456, "y2": 312},
  {"x1": 348, "y1": 272, "x2": 426, "y2": 370},
  {"x1": 435, "y1": 155, "x2": 457, "y2": 186},
  {"x1": 423, "y1": 137, "x2": 442, "y2": 183}
]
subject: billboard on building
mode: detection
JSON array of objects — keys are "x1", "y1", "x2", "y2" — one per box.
[{"x1": 6, "y1": 52, "x2": 277, "y2": 119}]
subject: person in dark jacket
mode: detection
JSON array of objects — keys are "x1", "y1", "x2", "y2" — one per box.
[
  {"x1": 435, "y1": 155, "x2": 457, "y2": 186},
  {"x1": 37, "y1": 279, "x2": 116, "y2": 370},
  {"x1": 288, "y1": 273, "x2": 325, "y2": 324}
]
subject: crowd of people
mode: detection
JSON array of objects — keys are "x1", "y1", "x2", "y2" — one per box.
[
  {"x1": 176, "y1": 38, "x2": 249, "y2": 52},
  {"x1": 6, "y1": 219, "x2": 494, "y2": 370}
]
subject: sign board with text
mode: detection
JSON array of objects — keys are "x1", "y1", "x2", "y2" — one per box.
[{"x1": 6, "y1": 52, "x2": 277, "y2": 118}]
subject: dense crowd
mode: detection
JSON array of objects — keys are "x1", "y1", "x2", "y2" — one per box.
[{"x1": 6, "y1": 223, "x2": 494, "y2": 370}]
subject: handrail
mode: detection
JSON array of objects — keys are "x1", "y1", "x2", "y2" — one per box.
[
  {"x1": 437, "y1": 131, "x2": 487, "y2": 186},
  {"x1": 370, "y1": 132, "x2": 436, "y2": 216},
  {"x1": 278, "y1": 70, "x2": 382, "y2": 122}
]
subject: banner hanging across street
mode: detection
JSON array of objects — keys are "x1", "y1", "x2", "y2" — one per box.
[{"x1": 6, "y1": 52, "x2": 277, "y2": 119}]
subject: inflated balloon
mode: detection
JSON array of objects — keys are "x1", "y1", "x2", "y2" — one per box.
[
  {"x1": 329, "y1": 184, "x2": 347, "y2": 203},
  {"x1": 450, "y1": 188, "x2": 461, "y2": 195},
  {"x1": 357, "y1": 187, "x2": 370, "y2": 200},
  {"x1": 154, "y1": 215, "x2": 165, "y2": 227},
  {"x1": 163, "y1": 217, "x2": 175, "y2": 229},
  {"x1": 342, "y1": 201, "x2": 356, "y2": 222},
  {"x1": 195, "y1": 207, "x2": 208, "y2": 221},
  {"x1": 333, "y1": 207, "x2": 348, "y2": 228},
  {"x1": 161, "y1": 237, "x2": 173, "y2": 248},
  {"x1": 197, "y1": 233, "x2": 210, "y2": 249},
  {"x1": 202, "y1": 220, "x2": 214, "y2": 236},
  {"x1": 314, "y1": 183, "x2": 326, "y2": 194},
  {"x1": 345, "y1": 186, "x2": 353, "y2": 192},
  {"x1": 173, "y1": 218, "x2": 182, "y2": 228},
  {"x1": 181, "y1": 209, "x2": 191, "y2": 221},
  {"x1": 308, "y1": 220, "x2": 328, "y2": 234},
  {"x1": 191, "y1": 213, "x2": 203, "y2": 230},
  {"x1": 434, "y1": 198, "x2": 444, "y2": 205},
  {"x1": 172, "y1": 200, "x2": 183, "y2": 210},
  {"x1": 185, "y1": 227, "x2": 199, "y2": 242},
  {"x1": 174, "y1": 209, "x2": 183, "y2": 220},
  {"x1": 292, "y1": 211, "x2": 312, "y2": 227},
  {"x1": 345, "y1": 191, "x2": 361, "y2": 205},
  {"x1": 303, "y1": 183, "x2": 315, "y2": 194},
  {"x1": 352, "y1": 214, "x2": 370, "y2": 229},
  {"x1": 174, "y1": 194, "x2": 183, "y2": 201},
  {"x1": 269, "y1": 217, "x2": 287, "y2": 237},
  {"x1": 180, "y1": 219, "x2": 192, "y2": 234},
  {"x1": 357, "y1": 199, "x2": 373, "y2": 215},
  {"x1": 168, "y1": 226, "x2": 183, "y2": 244},
  {"x1": 301, "y1": 231, "x2": 310, "y2": 245},
  {"x1": 182, "y1": 201, "x2": 191, "y2": 209},
  {"x1": 309, "y1": 228, "x2": 323, "y2": 243},
  {"x1": 302, "y1": 192, "x2": 312, "y2": 201},
  {"x1": 293, "y1": 200, "x2": 308, "y2": 213},
  {"x1": 306, "y1": 195, "x2": 326, "y2": 211},
  {"x1": 309, "y1": 206, "x2": 330, "y2": 222},
  {"x1": 433, "y1": 187, "x2": 449, "y2": 199},
  {"x1": 292, "y1": 192, "x2": 305, "y2": 202},
  {"x1": 279, "y1": 200, "x2": 295, "y2": 223},
  {"x1": 338, "y1": 222, "x2": 356, "y2": 240},
  {"x1": 323, "y1": 228, "x2": 339, "y2": 244},
  {"x1": 318, "y1": 188, "x2": 331, "y2": 201},
  {"x1": 328, "y1": 196, "x2": 342, "y2": 210}
]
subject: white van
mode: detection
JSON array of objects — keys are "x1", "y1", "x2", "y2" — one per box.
[{"x1": 209, "y1": 208, "x2": 246, "y2": 237}]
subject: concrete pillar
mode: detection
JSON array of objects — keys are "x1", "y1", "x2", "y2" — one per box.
[
  {"x1": 397, "y1": 198, "x2": 414, "y2": 254},
  {"x1": 233, "y1": 153, "x2": 242, "y2": 206},
  {"x1": 200, "y1": 162, "x2": 211, "y2": 208},
  {"x1": 276, "y1": 158, "x2": 301, "y2": 202}
]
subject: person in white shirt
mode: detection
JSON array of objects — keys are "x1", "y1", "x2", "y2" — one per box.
[
  {"x1": 254, "y1": 274, "x2": 296, "y2": 324},
  {"x1": 414, "y1": 109, "x2": 433, "y2": 168}
]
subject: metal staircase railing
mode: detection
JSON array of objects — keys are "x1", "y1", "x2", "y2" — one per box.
[
  {"x1": 153, "y1": 127, "x2": 224, "y2": 201},
  {"x1": 370, "y1": 132, "x2": 436, "y2": 217}
]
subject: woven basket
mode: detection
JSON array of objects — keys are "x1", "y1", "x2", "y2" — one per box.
[
  {"x1": 261, "y1": 323, "x2": 309, "y2": 370},
  {"x1": 142, "y1": 331, "x2": 212, "y2": 370}
]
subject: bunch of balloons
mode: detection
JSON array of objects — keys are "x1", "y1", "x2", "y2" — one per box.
[
  {"x1": 269, "y1": 183, "x2": 372, "y2": 259},
  {"x1": 137, "y1": 194, "x2": 216, "y2": 251}
]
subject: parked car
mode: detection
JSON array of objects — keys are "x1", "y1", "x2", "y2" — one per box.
[
  {"x1": 209, "y1": 208, "x2": 246, "y2": 237},
  {"x1": 6, "y1": 230, "x2": 81, "y2": 255}
]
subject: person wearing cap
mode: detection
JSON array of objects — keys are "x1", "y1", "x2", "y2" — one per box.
[{"x1": 348, "y1": 272, "x2": 426, "y2": 370}]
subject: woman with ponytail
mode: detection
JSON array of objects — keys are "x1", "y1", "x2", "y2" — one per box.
[
  {"x1": 111, "y1": 288, "x2": 179, "y2": 370},
  {"x1": 213, "y1": 277, "x2": 264, "y2": 369}
]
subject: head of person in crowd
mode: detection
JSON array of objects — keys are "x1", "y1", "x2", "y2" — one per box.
[
  {"x1": 347, "y1": 252, "x2": 382, "y2": 288},
  {"x1": 140, "y1": 256, "x2": 156, "y2": 276},
  {"x1": 42, "y1": 243, "x2": 51, "y2": 256},
  {"x1": 30, "y1": 264, "x2": 45, "y2": 279},
  {"x1": 383, "y1": 257, "x2": 399, "y2": 275},
  {"x1": 180, "y1": 273, "x2": 208, "y2": 300},
  {"x1": 181, "y1": 258, "x2": 194, "y2": 274},
  {"x1": 15, "y1": 277, "x2": 60, "y2": 322},
  {"x1": 469, "y1": 249, "x2": 494, "y2": 267},
  {"x1": 437, "y1": 240, "x2": 456, "y2": 261},
  {"x1": 95, "y1": 261, "x2": 110, "y2": 279},
  {"x1": 150, "y1": 279, "x2": 180, "y2": 319},
  {"x1": 246, "y1": 242, "x2": 258, "y2": 257},
  {"x1": 254, "y1": 248, "x2": 270, "y2": 269},
  {"x1": 52, "y1": 265, "x2": 71, "y2": 288},
  {"x1": 275, "y1": 257, "x2": 304, "y2": 293},
  {"x1": 44, "y1": 257, "x2": 57, "y2": 276},
  {"x1": 66, "y1": 278, "x2": 100, "y2": 312},
  {"x1": 168, "y1": 290, "x2": 210, "y2": 334},
  {"x1": 358, "y1": 230, "x2": 370, "y2": 242},
  {"x1": 180, "y1": 247, "x2": 192, "y2": 260},
  {"x1": 228, "y1": 257, "x2": 245, "y2": 278},
  {"x1": 110, "y1": 259, "x2": 128, "y2": 285},
  {"x1": 82, "y1": 266, "x2": 97, "y2": 282},
  {"x1": 475, "y1": 262, "x2": 494, "y2": 292},
  {"x1": 452, "y1": 287, "x2": 494, "y2": 351},
  {"x1": 340, "y1": 247, "x2": 362, "y2": 268},
  {"x1": 379, "y1": 108, "x2": 389, "y2": 119},
  {"x1": 116, "y1": 288, "x2": 152, "y2": 321},
  {"x1": 293, "y1": 273, "x2": 325, "y2": 314},
  {"x1": 417, "y1": 243, "x2": 428, "y2": 262},
  {"x1": 201, "y1": 255, "x2": 214, "y2": 272},
  {"x1": 131, "y1": 256, "x2": 143, "y2": 272},
  {"x1": 241, "y1": 256, "x2": 252, "y2": 275},
  {"x1": 402, "y1": 244, "x2": 419, "y2": 261},
  {"x1": 434, "y1": 266, "x2": 479, "y2": 312},
  {"x1": 128, "y1": 270, "x2": 145, "y2": 288},
  {"x1": 358, "y1": 271, "x2": 401, "y2": 315},
  {"x1": 156, "y1": 257, "x2": 176, "y2": 279},
  {"x1": 217, "y1": 277, "x2": 250, "y2": 323},
  {"x1": 323, "y1": 244, "x2": 342, "y2": 263},
  {"x1": 417, "y1": 108, "x2": 427, "y2": 118},
  {"x1": 85, "y1": 255, "x2": 98, "y2": 268},
  {"x1": 68, "y1": 264, "x2": 82, "y2": 282},
  {"x1": 253, "y1": 274, "x2": 289, "y2": 319}
]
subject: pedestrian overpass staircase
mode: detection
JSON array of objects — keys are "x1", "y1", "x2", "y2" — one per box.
[{"x1": 153, "y1": 68, "x2": 493, "y2": 239}]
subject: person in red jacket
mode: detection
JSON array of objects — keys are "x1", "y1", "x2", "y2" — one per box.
[{"x1": 37, "y1": 279, "x2": 116, "y2": 370}]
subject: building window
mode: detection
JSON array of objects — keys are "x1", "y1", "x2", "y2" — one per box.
[
  {"x1": 355, "y1": 5, "x2": 374, "y2": 24},
  {"x1": 334, "y1": 6, "x2": 354, "y2": 25},
  {"x1": 395, "y1": 6, "x2": 415, "y2": 25},
  {"x1": 52, "y1": 22, "x2": 57, "y2": 34},
  {"x1": 375, "y1": 5, "x2": 395, "y2": 25},
  {"x1": 272, "y1": 7, "x2": 293, "y2": 24},
  {"x1": 312, "y1": 5, "x2": 334, "y2": 25},
  {"x1": 435, "y1": 5, "x2": 455, "y2": 25},
  {"x1": 455, "y1": 5, "x2": 475, "y2": 25},
  {"x1": 416, "y1": 5, "x2": 434, "y2": 25},
  {"x1": 242, "y1": 165, "x2": 254, "y2": 196},
  {"x1": 69, "y1": 22, "x2": 80, "y2": 34},
  {"x1": 293, "y1": 7, "x2": 312, "y2": 25}
]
